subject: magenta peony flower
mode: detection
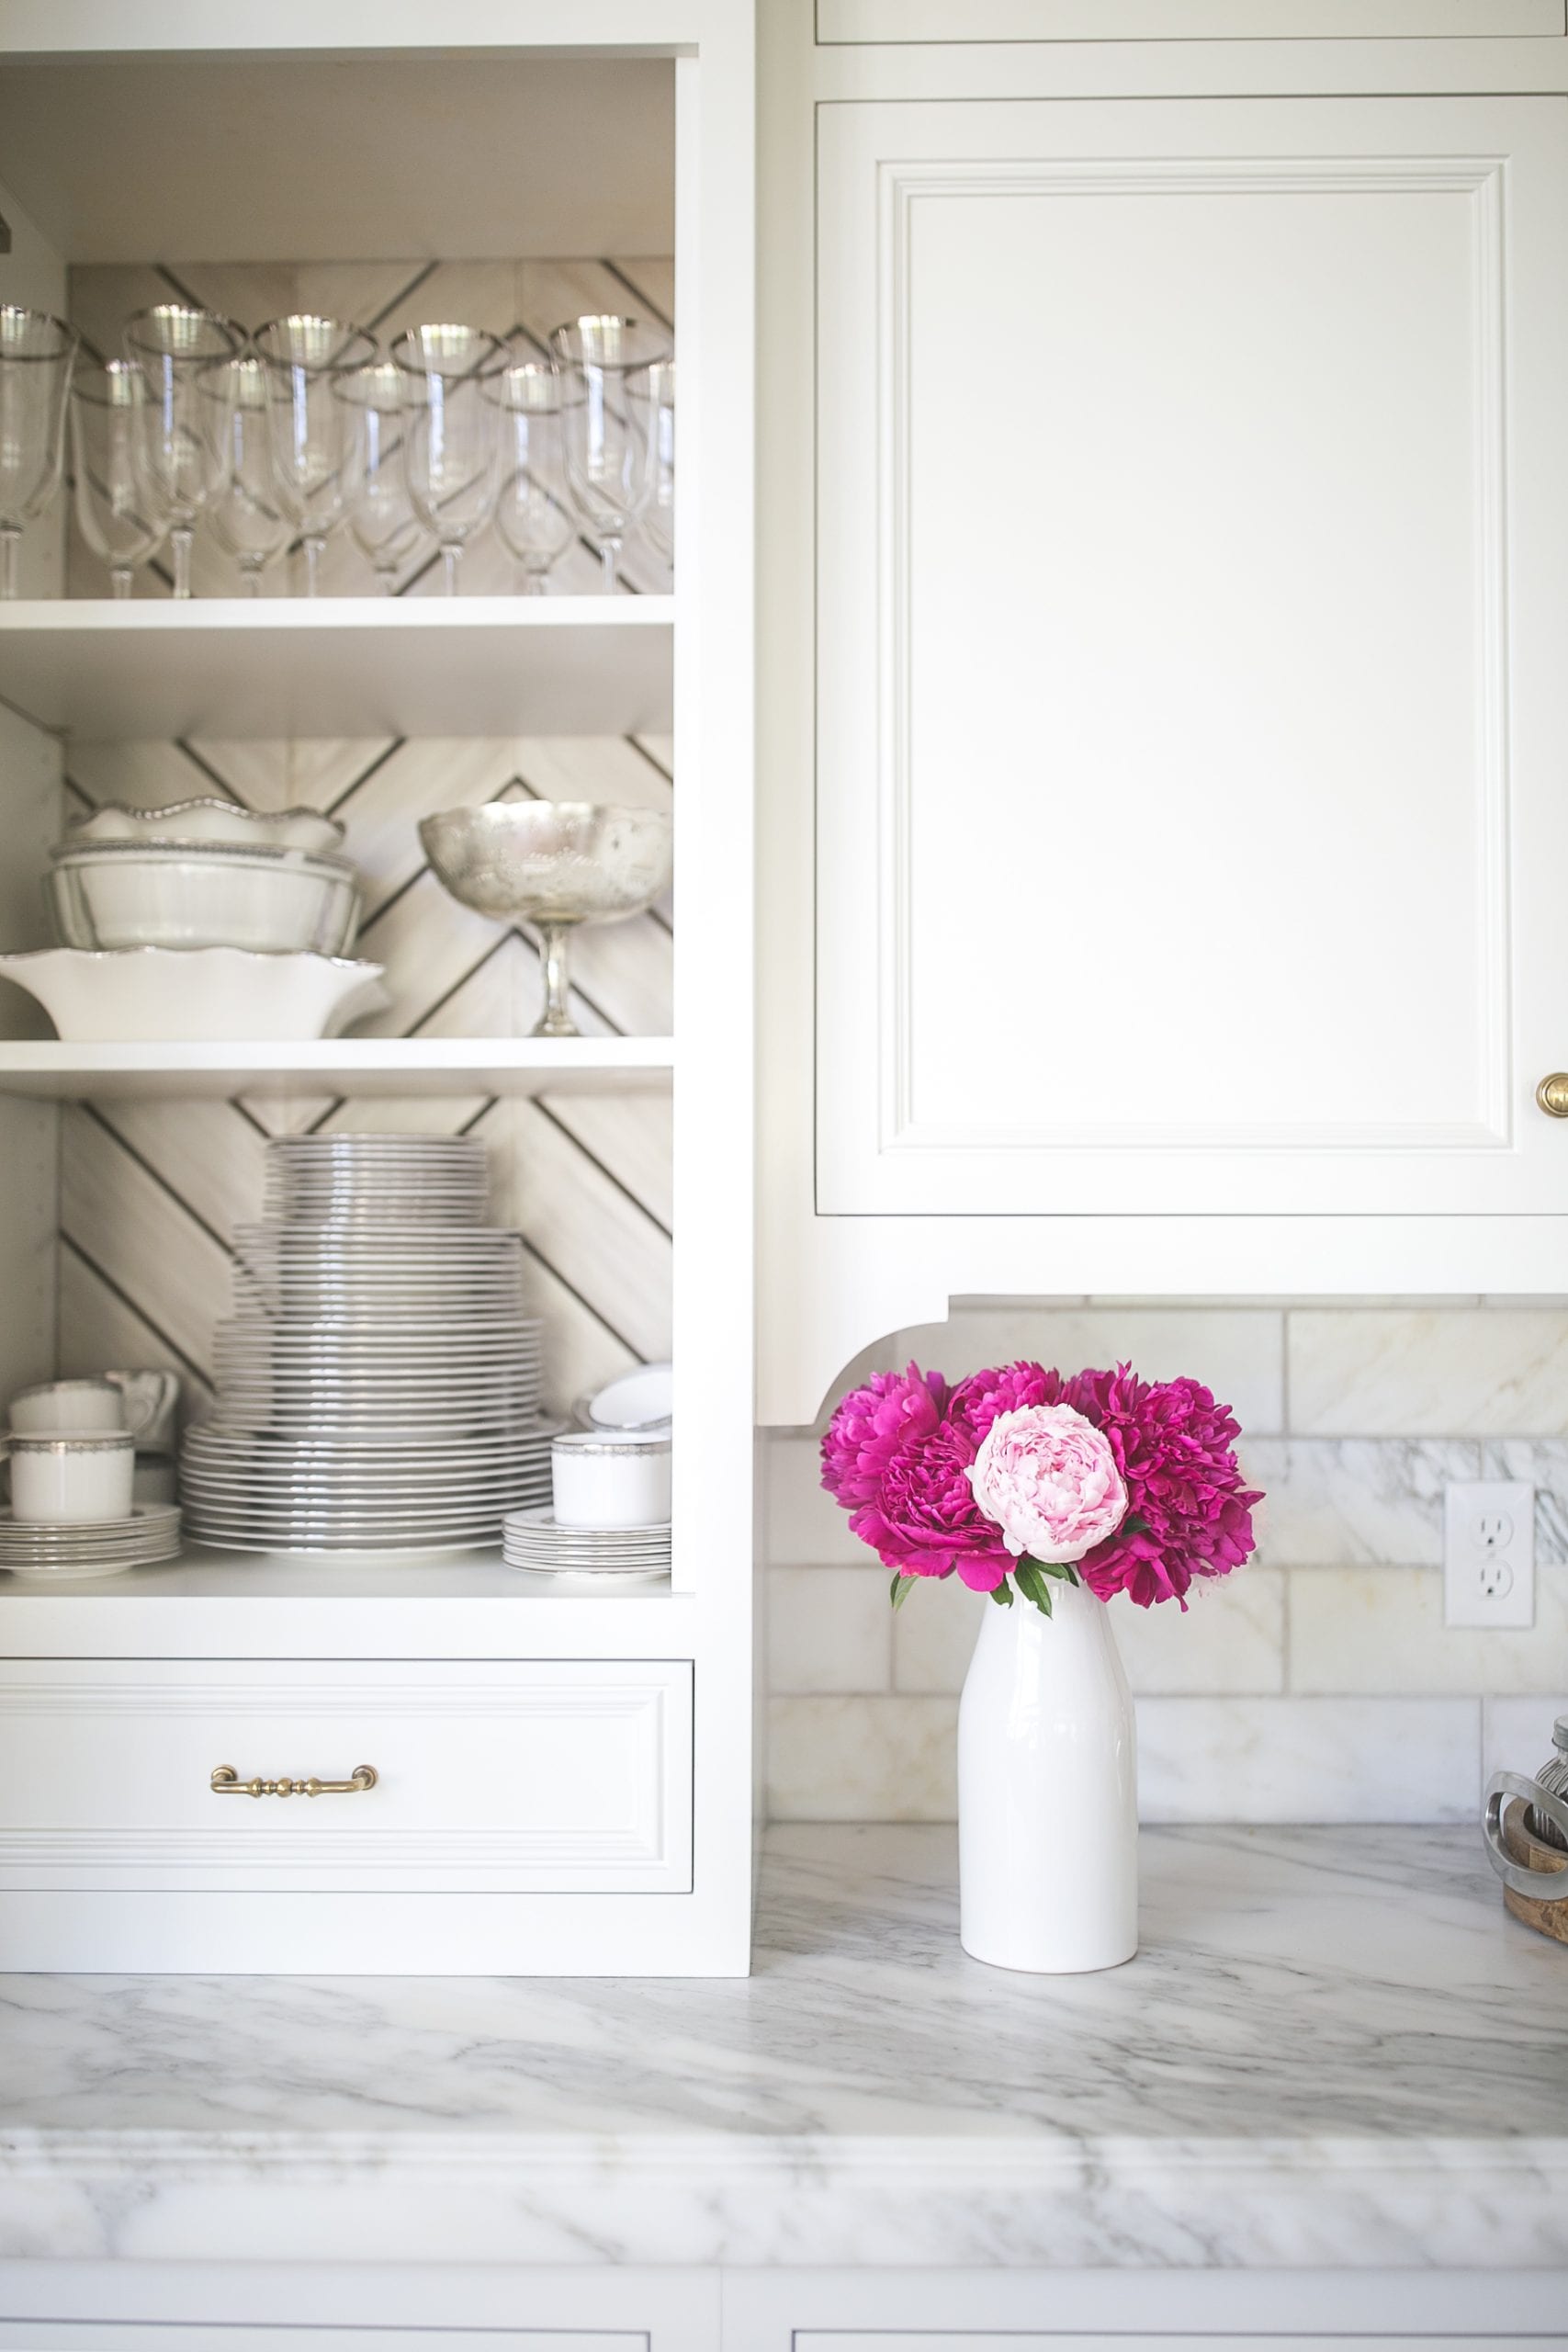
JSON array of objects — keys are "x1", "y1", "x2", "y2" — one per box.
[
  {"x1": 851, "y1": 1421, "x2": 1013, "y2": 1590},
  {"x1": 947, "y1": 1359, "x2": 1065, "y2": 1450},
  {"x1": 966, "y1": 1402, "x2": 1128, "y2": 1562},
  {"x1": 1065, "y1": 1363, "x2": 1261, "y2": 1610},
  {"x1": 820, "y1": 1363, "x2": 949, "y2": 1511}
]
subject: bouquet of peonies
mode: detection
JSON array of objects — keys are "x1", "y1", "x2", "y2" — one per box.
[{"x1": 821, "y1": 1359, "x2": 1260, "y2": 1618}]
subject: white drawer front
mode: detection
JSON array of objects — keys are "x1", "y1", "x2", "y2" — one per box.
[
  {"x1": 0, "y1": 2332, "x2": 646, "y2": 2349},
  {"x1": 0, "y1": 2334, "x2": 646, "y2": 2350},
  {"x1": 0, "y1": 1659, "x2": 692, "y2": 1894}
]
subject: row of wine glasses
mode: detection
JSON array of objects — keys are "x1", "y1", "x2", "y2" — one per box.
[{"x1": 0, "y1": 301, "x2": 675, "y2": 600}]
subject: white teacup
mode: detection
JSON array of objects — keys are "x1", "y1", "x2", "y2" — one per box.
[
  {"x1": 6, "y1": 1430, "x2": 136, "y2": 1523},
  {"x1": 9, "y1": 1377, "x2": 126, "y2": 1435}
]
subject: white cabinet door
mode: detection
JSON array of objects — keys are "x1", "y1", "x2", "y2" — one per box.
[{"x1": 817, "y1": 96, "x2": 1568, "y2": 1216}]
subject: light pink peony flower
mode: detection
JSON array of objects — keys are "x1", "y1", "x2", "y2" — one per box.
[{"x1": 966, "y1": 1402, "x2": 1129, "y2": 1563}]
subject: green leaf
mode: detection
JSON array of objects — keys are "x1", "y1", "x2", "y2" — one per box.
[
  {"x1": 890, "y1": 1572, "x2": 917, "y2": 1611},
  {"x1": 989, "y1": 1577, "x2": 1014, "y2": 1607},
  {"x1": 1014, "y1": 1559, "x2": 1055, "y2": 1618}
]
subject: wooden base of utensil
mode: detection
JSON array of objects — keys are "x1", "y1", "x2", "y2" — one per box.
[{"x1": 1502, "y1": 1798, "x2": 1568, "y2": 1944}]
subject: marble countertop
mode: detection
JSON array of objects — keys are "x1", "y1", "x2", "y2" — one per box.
[{"x1": 2, "y1": 1823, "x2": 1565, "y2": 2272}]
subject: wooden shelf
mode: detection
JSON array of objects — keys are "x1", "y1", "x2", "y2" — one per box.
[
  {"x1": 0, "y1": 598, "x2": 674, "y2": 741},
  {"x1": 0, "y1": 1544, "x2": 689, "y2": 1663},
  {"x1": 0, "y1": 1037, "x2": 675, "y2": 1100}
]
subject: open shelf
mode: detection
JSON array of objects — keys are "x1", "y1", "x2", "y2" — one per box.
[
  {"x1": 0, "y1": 598, "x2": 675, "y2": 741},
  {"x1": 0, "y1": 1544, "x2": 690, "y2": 1663},
  {"x1": 0, "y1": 1037, "x2": 675, "y2": 1100}
]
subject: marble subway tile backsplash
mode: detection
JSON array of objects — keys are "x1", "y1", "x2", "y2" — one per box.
[{"x1": 761, "y1": 1301, "x2": 1568, "y2": 1825}]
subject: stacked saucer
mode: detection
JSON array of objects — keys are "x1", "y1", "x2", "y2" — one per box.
[
  {"x1": 502, "y1": 1505, "x2": 671, "y2": 1583},
  {"x1": 0, "y1": 1501, "x2": 180, "y2": 1580},
  {"x1": 184, "y1": 1135, "x2": 558, "y2": 1554}
]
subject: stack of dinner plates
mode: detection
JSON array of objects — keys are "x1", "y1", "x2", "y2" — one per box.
[
  {"x1": 184, "y1": 1135, "x2": 558, "y2": 1554},
  {"x1": 0, "y1": 1501, "x2": 181, "y2": 1580},
  {"x1": 502, "y1": 1505, "x2": 671, "y2": 1582}
]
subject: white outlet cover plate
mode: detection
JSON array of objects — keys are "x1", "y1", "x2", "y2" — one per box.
[{"x1": 1443, "y1": 1479, "x2": 1536, "y2": 1629}]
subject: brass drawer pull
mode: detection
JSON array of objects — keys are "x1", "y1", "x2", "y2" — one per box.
[
  {"x1": 210, "y1": 1763, "x2": 378, "y2": 1799},
  {"x1": 1538, "y1": 1074, "x2": 1568, "y2": 1117}
]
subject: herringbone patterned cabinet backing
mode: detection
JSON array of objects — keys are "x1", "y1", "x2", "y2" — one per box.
[{"x1": 56, "y1": 257, "x2": 676, "y2": 1428}]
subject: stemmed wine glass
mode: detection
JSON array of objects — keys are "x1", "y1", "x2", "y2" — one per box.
[
  {"x1": 200, "y1": 356, "x2": 289, "y2": 596},
  {"x1": 122, "y1": 304, "x2": 242, "y2": 599},
  {"x1": 486, "y1": 359, "x2": 574, "y2": 594},
  {"x1": 254, "y1": 314, "x2": 378, "y2": 596},
  {"x1": 69, "y1": 360, "x2": 167, "y2": 599},
  {"x1": 642, "y1": 358, "x2": 676, "y2": 565},
  {"x1": 337, "y1": 361, "x2": 428, "y2": 593},
  {"x1": 548, "y1": 314, "x2": 669, "y2": 593},
  {"x1": 390, "y1": 324, "x2": 507, "y2": 596},
  {"x1": 0, "y1": 306, "x2": 79, "y2": 599}
]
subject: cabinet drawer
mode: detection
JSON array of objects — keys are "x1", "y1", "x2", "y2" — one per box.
[
  {"x1": 818, "y1": 0, "x2": 1559, "y2": 37},
  {"x1": 802, "y1": 2340, "x2": 1534, "y2": 2350},
  {"x1": 0, "y1": 2334, "x2": 645, "y2": 2349},
  {"x1": 0, "y1": 1659, "x2": 692, "y2": 1894},
  {"x1": 0, "y1": 2335, "x2": 645, "y2": 2350}
]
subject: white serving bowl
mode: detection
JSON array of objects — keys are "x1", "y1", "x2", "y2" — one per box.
[
  {"x1": 0, "y1": 948, "x2": 389, "y2": 1042},
  {"x1": 66, "y1": 797, "x2": 345, "y2": 856},
  {"x1": 49, "y1": 842, "x2": 362, "y2": 955}
]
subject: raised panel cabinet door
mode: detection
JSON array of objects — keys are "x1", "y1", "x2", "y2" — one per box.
[
  {"x1": 816, "y1": 97, "x2": 1568, "y2": 1216},
  {"x1": 0, "y1": 1658, "x2": 693, "y2": 1894}
]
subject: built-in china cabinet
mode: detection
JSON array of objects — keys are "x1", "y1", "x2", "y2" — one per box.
[{"x1": 0, "y1": 0, "x2": 754, "y2": 1976}]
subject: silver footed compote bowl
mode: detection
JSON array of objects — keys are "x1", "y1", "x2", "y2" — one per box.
[{"x1": 419, "y1": 802, "x2": 672, "y2": 1040}]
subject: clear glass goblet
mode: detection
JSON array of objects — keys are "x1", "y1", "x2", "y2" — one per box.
[
  {"x1": 200, "y1": 356, "x2": 289, "y2": 596},
  {"x1": 390, "y1": 324, "x2": 507, "y2": 596},
  {"x1": 337, "y1": 361, "x2": 428, "y2": 594},
  {"x1": 69, "y1": 360, "x2": 166, "y2": 600},
  {"x1": 485, "y1": 359, "x2": 574, "y2": 594},
  {"x1": 254, "y1": 314, "x2": 378, "y2": 597},
  {"x1": 0, "y1": 306, "x2": 79, "y2": 598},
  {"x1": 548, "y1": 314, "x2": 670, "y2": 594},
  {"x1": 642, "y1": 358, "x2": 675, "y2": 566},
  {"x1": 122, "y1": 304, "x2": 242, "y2": 599}
]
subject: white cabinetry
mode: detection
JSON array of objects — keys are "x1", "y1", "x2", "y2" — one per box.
[
  {"x1": 757, "y1": 8, "x2": 1568, "y2": 1421},
  {"x1": 0, "y1": 0, "x2": 754, "y2": 1976}
]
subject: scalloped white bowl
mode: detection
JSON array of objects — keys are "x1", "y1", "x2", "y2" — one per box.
[
  {"x1": 0, "y1": 949, "x2": 389, "y2": 1043},
  {"x1": 66, "y1": 798, "x2": 345, "y2": 856}
]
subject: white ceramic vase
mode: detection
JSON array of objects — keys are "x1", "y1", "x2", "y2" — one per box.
[{"x1": 957, "y1": 1575, "x2": 1138, "y2": 1973}]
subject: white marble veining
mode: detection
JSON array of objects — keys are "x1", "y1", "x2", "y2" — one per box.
[{"x1": 1, "y1": 1823, "x2": 1564, "y2": 2271}]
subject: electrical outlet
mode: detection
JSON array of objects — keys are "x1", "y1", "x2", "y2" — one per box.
[{"x1": 1443, "y1": 1480, "x2": 1534, "y2": 1629}]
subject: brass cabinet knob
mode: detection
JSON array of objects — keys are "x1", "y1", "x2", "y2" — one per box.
[{"x1": 1539, "y1": 1075, "x2": 1568, "y2": 1119}]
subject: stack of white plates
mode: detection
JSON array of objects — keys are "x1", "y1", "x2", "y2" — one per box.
[
  {"x1": 185, "y1": 1136, "x2": 558, "y2": 1554},
  {"x1": 0, "y1": 1502, "x2": 181, "y2": 1580},
  {"x1": 264, "y1": 1136, "x2": 491, "y2": 1226},
  {"x1": 502, "y1": 1505, "x2": 671, "y2": 1582}
]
